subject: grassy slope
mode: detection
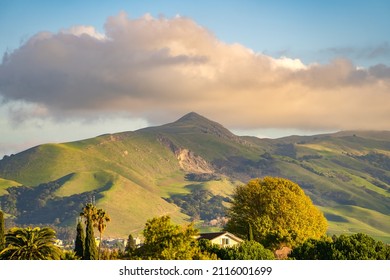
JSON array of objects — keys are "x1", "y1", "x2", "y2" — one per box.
[
  {"x1": 320, "y1": 206, "x2": 390, "y2": 243},
  {"x1": 0, "y1": 114, "x2": 389, "y2": 239},
  {"x1": 0, "y1": 178, "x2": 21, "y2": 195},
  {"x1": 96, "y1": 174, "x2": 189, "y2": 237},
  {"x1": 277, "y1": 134, "x2": 390, "y2": 241},
  {"x1": 0, "y1": 130, "x2": 188, "y2": 236}
]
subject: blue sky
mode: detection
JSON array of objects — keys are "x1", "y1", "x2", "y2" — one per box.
[
  {"x1": 2, "y1": 0, "x2": 389, "y2": 66},
  {"x1": 1, "y1": 0, "x2": 390, "y2": 156}
]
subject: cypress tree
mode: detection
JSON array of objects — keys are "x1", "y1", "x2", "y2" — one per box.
[
  {"x1": 74, "y1": 220, "x2": 85, "y2": 259},
  {"x1": 84, "y1": 218, "x2": 98, "y2": 260},
  {"x1": 0, "y1": 211, "x2": 5, "y2": 251},
  {"x1": 125, "y1": 233, "x2": 136, "y2": 256},
  {"x1": 248, "y1": 223, "x2": 254, "y2": 241}
]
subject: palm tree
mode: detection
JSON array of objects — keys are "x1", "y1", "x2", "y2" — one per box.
[
  {"x1": 0, "y1": 227, "x2": 61, "y2": 260},
  {"x1": 80, "y1": 203, "x2": 97, "y2": 221},
  {"x1": 94, "y1": 208, "x2": 110, "y2": 260},
  {"x1": 80, "y1": 203, "x2": 111, "y2": 259}
]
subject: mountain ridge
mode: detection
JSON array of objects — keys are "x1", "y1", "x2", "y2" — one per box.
[{"x1": 1, "y1": 112, "x2": 390, "y2": 241}]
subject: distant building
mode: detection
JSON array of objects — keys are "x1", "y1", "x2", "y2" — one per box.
[
  {"x1": 54, "y1": 239, "x2": 63, "y2": 248},
  {"x1": 197, "y1": 231, "x2": 243, "y2": 247}
]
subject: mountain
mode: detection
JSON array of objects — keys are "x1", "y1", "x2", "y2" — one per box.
[{"x1": 1, "y1": 112, "x2": 390, "y2": 242}]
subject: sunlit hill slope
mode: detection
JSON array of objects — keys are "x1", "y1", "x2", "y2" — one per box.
[{"x1": 0, "y1": 112, "x2": 389, "y2": 242}]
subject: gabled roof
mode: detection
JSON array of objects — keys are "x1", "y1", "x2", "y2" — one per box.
[{"x1": 197, "y1": 231, "x2": 243, "y2": 243}]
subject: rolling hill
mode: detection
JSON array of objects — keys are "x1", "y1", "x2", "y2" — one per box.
[{"x1": 1, "y1": 112, "x2": 390, "y2": 242}]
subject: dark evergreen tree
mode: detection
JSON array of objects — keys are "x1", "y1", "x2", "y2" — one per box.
[
  {"x1": 84, "y1": 218, "x2": 98, "y2": 260},
  {"x1": 74, "y1": 220, "x2": 85, "y2": 259},
  {"x1": 0, "y1": 211, "x2": 5, "y2": 251},
  {"x1": 80, "y1": 203, "x2": 98, "y2": 260},
  {"x1": 124, "y1": 233, "x2": 136, "y2": 256}
]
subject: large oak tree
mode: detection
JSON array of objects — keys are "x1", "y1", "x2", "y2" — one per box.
[{"x1": 225, "y1": 177, "x2": 327, "y2": 249}]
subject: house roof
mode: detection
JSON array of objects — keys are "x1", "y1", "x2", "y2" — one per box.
[{"x1": 197, "y1": 231, "x2": 243, "y2": 243}]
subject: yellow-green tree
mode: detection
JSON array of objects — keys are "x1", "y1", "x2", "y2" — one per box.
[
  {"x1": 137, "y1": 215, "x2": 216, "y2": 260},
  {"x1": 225, "y1": 177, "x2": 327, "y2": 249}
]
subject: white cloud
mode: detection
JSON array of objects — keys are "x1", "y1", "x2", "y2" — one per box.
[
  {"x1": 271, "y1": 56, "x2": 307, "y2": 71},
  {"x1": 0, "y1": 12, "x2": 389, "y2": 132},
  {"x1": 61, "y1": 25, "x2": 106, "y2": 41}
]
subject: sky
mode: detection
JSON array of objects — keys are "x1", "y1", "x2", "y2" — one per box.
[{"x1": 0, "y1": 0, "x2": 390, "y2": 157}]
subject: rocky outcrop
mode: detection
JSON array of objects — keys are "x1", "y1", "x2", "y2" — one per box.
[
  {"x1": 176, "y1": 148, "x2": 214, "y2": 174},
  {"x1": 157, "y1": 134, "x2": 214, "y2": 174}
]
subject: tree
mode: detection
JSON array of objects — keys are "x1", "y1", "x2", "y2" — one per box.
[
  {"x1": 226, "y1": 240, "x2": 275, "y2": 260},
  {"x1": 84, "y1": 217, "x2": 98, "y2": 260},
  {"x1": 80, "y1": 203, "x2": 98, "y2": 260},
  {"x1": 0, "y1": 227, "x2": 61, "y2": 260},
  {"x1": 0, "y1": 211, "x2": 5, "y2": 251},
  {"x1": 74, "y1": 220, "x2": 85, "y2": 259},
  {"x1": 199, "y1": 239, "x2": 274, "y2": 260},
  {"x1": 225, "y1": 177, "x2": 328, "y2": 249},
  {"x1": 94, "y1": 208, "x2": 110, "y2": 260},
  {"x1": 137, "y1": 215, "x2": 215, "y2": 260},
  {"x1": 124, "y1": 233, "x2": 136, "y2": 256},
  {"x1": 290, "y1": 233, "x2": 390, "y2": 260},
  {"x1": 332, "y1": 233, "x2": 390, "y2": 260},
  {"x1": 289, "y1": 236, "x2": 334, "y2": 260}
]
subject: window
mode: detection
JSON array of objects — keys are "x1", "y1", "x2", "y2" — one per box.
[{"x1": 221, "y1": 238, "x2": 230, "y2": 246}]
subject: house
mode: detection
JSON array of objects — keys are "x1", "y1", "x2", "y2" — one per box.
[{"x1": 197, "y1": 231, "x2": 243, "y2": 247}]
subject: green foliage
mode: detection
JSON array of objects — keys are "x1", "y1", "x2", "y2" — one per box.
[
  {"x1": 136, "y1": 215, "x2": 215, "y2": 260},
  {"x1": 124, "y1": 233, "x2": 136, "y2": 256},
  {"x1": 289, "y1": 236, "x2": 334, "y2": 260},
  {"x1": 1, "y1": 114, "x2": 390, "y2": 239},
  {"x1": 79, "y1": 203, "x2": 110, "y2": 259},
  {"x1": 198, "y1": 239, "x2": 274, "y2": 260},
  {"x1": 166, "y1": 188, "x2": 228, "y2": 221},
  {"x1": 99, "y1": 248, "x2": 121, "y2": 260},
  {"x1": 332, "y1": 233, "x2": 390, "y2": 260},
  {"x1": 228, "y1": 240, "x2": 275, "y2": 260},
  {"x1": 290, "y1": 233, "x2": 390, "y2": 260},
  {"x1": 84, "y1": 218, "x2": 98, "y2": 260},
  {"x1": 0, "y1": 211, "x2": 5, "y2": 251},
  {"x1": 225, "y1": 177, "x2": 328, "y2": 249},
  {"x1": 94, "y1": 208, "x2": 110, "y2": 259},
  {"x1": 0, "y1": 226, "x2": 61, "y2": 260},
  {"x1": 80, "y1": 203, "x2": 98, "y2": 260},
  {"x1": 0, "y1": 179, "x2": 105, "y2": 226},
  {"x1": 61, "y1": 250, "x2": 81, "y2": 260},
  {"x1": 248, "y1": 223, "x2": 254, "y2": 241},
  {"x1": 74, "y1": 220, "x2": 85, "y2": 259}
]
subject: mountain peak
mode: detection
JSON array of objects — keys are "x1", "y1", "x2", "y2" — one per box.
[
  {"x1": 167, "y1": 112, "x2": 243, "y2": 142},
  {"x1": 176, "y1": 112, "x2": 210, "y2": 123},
  {"x1": 173, "y1": 112, "x2": 225, "y2": 129}
]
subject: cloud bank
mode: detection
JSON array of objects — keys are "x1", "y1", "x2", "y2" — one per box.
[{"x1": 1, "y1": 12, "x2": 390, "y2": 131}]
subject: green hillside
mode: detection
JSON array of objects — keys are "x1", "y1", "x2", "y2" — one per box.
[{"x1": 0, "y1": 112, "x2": 389, "y2": 241}]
